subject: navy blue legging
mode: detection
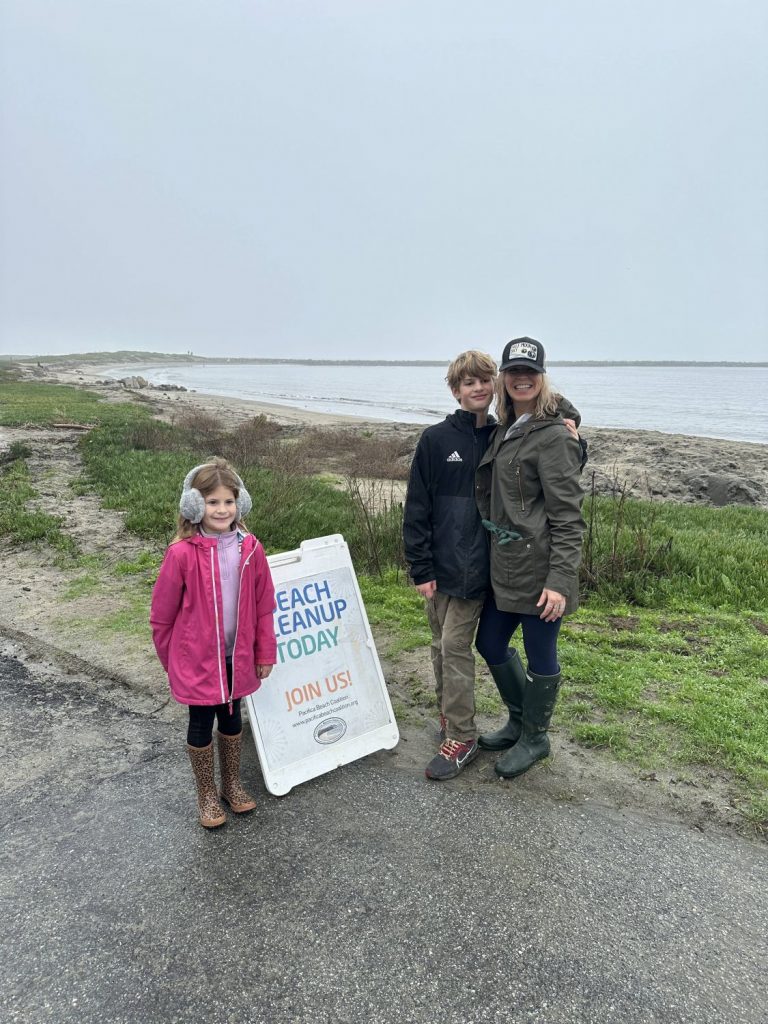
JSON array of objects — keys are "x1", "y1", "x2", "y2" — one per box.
[
  {"x1": 186, "y1": 658, "x2": 243, "y2": 747},
  {"x1": 475, "y1": 593, "x2": 561, "y2": 676}
]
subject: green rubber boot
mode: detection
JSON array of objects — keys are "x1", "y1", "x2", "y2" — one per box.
[
  {"x1": 494, "y1": 669, "x2": 561, "y2": 778},
  {"x1": 478, "y1": 651, "x2": 527, "y2": 751}
]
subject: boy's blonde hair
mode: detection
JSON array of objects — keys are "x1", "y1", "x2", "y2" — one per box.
[
  {"x1": 494, "y1": 371, "x2": 562, "y2": 425},
  {"x1": 172, "y1": 457, "x2": 249, "y2": 542},
  {"x1": 445, "y1": 350, "x2": 497, "y2": 394}
]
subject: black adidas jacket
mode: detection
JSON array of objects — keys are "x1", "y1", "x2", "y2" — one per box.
[{"x1": 403, "y1": 409, "x2": 496, "y2": 599}]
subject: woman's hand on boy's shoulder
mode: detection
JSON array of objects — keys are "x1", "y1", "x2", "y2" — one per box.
[{"x1": 562, "y1": 417, "x2": 579, "y2": 440}]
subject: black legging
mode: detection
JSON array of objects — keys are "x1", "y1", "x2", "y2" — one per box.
[
  {"x1": 186, "y1": 659, "x2": 243, "y2": 747},
  {"x1": 187, "y1": 699, "x2": 242, "y2": 747}
]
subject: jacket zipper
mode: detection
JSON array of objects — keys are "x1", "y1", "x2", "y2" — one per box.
[
  {"x1": 209, "y1": 547, "x2": 227, "y2": 706},
  {"x1": 466, "y1": 425, "x2": 489, "y2": 594},
  {"x1": 465, "y1": 431, "x2": 479, "y2": 593},
  {"x1": 512, "y1": 424, "x2": 536, "y2": 513},
  {"x1": 229, "y1": 545, "x2": 257, "y2": 709},
  {"x1": 515, "y1": 464, "x2": 526, "y2": 512}
]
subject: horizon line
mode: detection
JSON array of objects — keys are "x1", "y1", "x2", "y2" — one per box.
[{"x1": 4, "y1": 352, "x2": 768, "y2": 368}]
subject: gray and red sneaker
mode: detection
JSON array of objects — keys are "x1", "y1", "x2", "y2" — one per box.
[{"x1": 424, "y1": 738, "x2": 479, "y2": 781}]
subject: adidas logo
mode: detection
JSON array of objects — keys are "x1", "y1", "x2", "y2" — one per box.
[{"x1": 446, "y1": 451, "x2": 463, "y2": 462}]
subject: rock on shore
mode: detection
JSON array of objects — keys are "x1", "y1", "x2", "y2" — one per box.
[{"x1": 585, "y1": 428, "x2": 767, "y2": 508}]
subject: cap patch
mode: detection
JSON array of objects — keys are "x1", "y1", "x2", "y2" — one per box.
[{"x1": 506, "y1": 341, "x2": 538, "y2": 361}]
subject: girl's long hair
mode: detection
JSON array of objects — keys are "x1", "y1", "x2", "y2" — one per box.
[
  {"x1": 172, "y1": 458, "x2": 249, "y2": 542},
  {"x1": 494, "y1": 371, "x2": 562, "y2": 426}
]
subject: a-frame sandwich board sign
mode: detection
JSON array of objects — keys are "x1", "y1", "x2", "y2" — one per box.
[{"x1": 245, "y1": 534, "x2": 400, "y2": 795}]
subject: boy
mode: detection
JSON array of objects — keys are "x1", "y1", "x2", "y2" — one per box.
[{"x1": 403, "y1": 350, "x2": 498, "y2": 780}]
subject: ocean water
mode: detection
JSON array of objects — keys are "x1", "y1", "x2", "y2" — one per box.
[{"x1": 99, "y1": 362, "x2": 768, "y2": 444}]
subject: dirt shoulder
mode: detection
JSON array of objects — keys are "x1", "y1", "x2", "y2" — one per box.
[{"x1": 1, "y1": 373, "x2": 765, "y2": 842}]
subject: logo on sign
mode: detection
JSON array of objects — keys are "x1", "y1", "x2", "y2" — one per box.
[{"x1": 313, "y1": 717, "x2": 347, "y2": 745}]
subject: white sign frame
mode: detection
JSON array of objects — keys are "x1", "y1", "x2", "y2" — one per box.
[{"x1": 244, "y1": 534, "x2": 400, "y2": 795}]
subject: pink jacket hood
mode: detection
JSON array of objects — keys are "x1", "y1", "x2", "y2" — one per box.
[{"x1": 150, "y1": 531, "x2": 276, "y2": 706}]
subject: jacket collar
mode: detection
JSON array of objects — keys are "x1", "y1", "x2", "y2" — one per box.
[
  {"x1": 495, "y1": 414, "x2": 560, "y2": 447},
  {"x1": 449, "y1": 409, "x2": 497, "y2": 431},
  {"x1": 188, "y1": 528, "x2": 251, "y2": 548}
]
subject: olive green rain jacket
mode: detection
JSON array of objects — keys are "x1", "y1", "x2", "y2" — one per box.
[{"x1": 475, "y1": 399, "x2": 586, "y2": 616}]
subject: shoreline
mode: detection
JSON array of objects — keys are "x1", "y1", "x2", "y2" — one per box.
[
  {"x1": 13, "y1": 359, "x2": 768, "y2": 507},
  {"x1": 35, "y1": 362, "x2": 397, "y2": 428},
  {"x1": 25, "y1": 359, "x2": 768, "y2": 442}
]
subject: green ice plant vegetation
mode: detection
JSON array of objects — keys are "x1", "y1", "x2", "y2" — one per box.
[
  {"x1": 358, "y1": 570, "x2": 431, "y2": 653},
  {"x1": 114, "y1": 551, "x2": 163, "y2": 579},
  {"x1": 0, "y1": 381, "x2": 150, "y2": 428},
  {"x1": 2, "y1": 379, "x2": 767, "y2": 826},
  {"x1": 580, "y1": 472, "x2": 768, "y2": 610},
  {"x1": 0, "y1": 456, "x2": 77, "y2": 554}
]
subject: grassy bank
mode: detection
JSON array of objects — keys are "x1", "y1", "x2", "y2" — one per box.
[
  {"x1": 1, "y1": 378, "x2": 767, "y2": 827},
  {"x1": 0, "y1": 379, "x2": 150, "y2": 427}
]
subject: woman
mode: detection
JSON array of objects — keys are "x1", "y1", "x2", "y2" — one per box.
[{"x1": 475, "y1": 337, "x2": 585, "y2": 778}]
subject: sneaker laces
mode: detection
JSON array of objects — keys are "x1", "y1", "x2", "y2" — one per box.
[{"x1": 439, "y1": 738, "x2": 471, "y2": 759}]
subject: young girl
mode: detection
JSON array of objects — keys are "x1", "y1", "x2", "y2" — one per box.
[{"x1": 150, "y1": 458, "x2": 276, "y2": 829}]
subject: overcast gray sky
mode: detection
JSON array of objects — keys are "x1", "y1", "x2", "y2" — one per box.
[{"x1": 1, "y1": 1, "x2": 766, "y2": 361}]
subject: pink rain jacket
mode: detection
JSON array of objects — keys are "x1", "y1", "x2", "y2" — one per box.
[{"x1": 150, "y1": 532, "x2": 277, "y2": 706}]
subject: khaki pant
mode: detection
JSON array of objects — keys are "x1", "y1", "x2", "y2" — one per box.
[{"x1": 426, "y1": 591, "x2": 484, "y2": 743}]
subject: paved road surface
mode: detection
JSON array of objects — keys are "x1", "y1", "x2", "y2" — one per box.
[{"x1": 1, "y1": 648, "x2": 766, "y2": 1024}]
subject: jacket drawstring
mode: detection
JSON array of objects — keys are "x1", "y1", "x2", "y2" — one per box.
[{"x1": 481, "y1": 519, "x2": 523, "y2": 544}]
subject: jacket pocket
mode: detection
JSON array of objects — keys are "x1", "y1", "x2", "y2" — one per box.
[{"x1": 490, "y1": 535, "x2": 536, "y2": 592}]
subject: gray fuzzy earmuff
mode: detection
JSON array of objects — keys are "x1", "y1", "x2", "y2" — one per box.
[{"x1": 179, "y1": 463, "x2": 252, "y2": 524}]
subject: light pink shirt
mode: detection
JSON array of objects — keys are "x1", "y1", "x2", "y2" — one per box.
[{"x1": 201, "y1": 528, "x2": 241, "y2": 655}]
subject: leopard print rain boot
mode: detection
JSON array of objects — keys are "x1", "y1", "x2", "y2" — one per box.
[
  {"x1": 217, "y1": 731, "x2": 257, "y2": 814},
  {"x1": 187, "y1": 742, "x2": 227, "y2": 828}
]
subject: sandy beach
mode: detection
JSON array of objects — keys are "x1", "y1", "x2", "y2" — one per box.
[{"x1": 20, "y1": 359, "x2": 768, "y2": 508}]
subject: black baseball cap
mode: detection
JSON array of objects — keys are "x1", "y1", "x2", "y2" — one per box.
[{"x1": 499, "y1": 337, "x2": 546, "y2": 373}]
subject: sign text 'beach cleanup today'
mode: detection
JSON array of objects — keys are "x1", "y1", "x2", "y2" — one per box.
[{"x1": 274, "y1": 579, "x2": 348, "y2": 662}]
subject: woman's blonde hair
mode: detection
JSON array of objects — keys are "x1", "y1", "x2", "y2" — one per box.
[
  {"x1": 172, "y1": 458, "x2": 248, "y2": 542},
  {"x1": 494, "y1": 371, "x2": 562, "y2": 426}
]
